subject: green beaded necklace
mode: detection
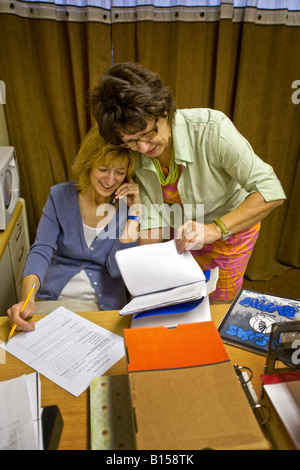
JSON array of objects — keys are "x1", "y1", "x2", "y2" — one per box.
[{"x1": 153, "y1": 149, "x2": 179, "y2": 186}]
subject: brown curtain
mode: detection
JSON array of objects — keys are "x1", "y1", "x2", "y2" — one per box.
[
  {"x1": 112, "y1": 19, "x2": 300, "y2": 280},
  {"x1": 0, "y1": 14, "x2": 112, "y2": 241},
  {"x1": 0, "y1": 8, "x2": 299, "y2": 280}
]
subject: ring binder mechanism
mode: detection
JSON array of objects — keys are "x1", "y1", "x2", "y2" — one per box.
[
  {"x1": 234, "y1": 362, "x2": 291, "y2": 449},
  {"x1": 234, "y1": 365, "x2": 255, "y2": 405},
  {"x1": 234, "y1": 365, "x2": 273, "y2": 441}
]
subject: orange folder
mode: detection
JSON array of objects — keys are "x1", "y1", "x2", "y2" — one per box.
[
  {"x1": 124, "y1": 322, "x2": 270, "y2": 450},
  {"x1": 125, "y1": 321, "x2": 229, "y2": 372}
]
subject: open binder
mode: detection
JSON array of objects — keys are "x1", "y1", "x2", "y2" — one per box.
[
  {"x1": 115, "y1": 240, "x2": 218, "y2": 318},
  {"x1": 90, "y1": 322, "x2": 300, "y2": 450},
  {"x1": 123, "y1": 321, "x2": 269, "y2": 450}
]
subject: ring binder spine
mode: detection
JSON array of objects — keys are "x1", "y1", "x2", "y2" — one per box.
[
  {"x1": 234, "y1": 364, "x2": 275, "y2": 448},
  {"x1": 234, "y1": 365, "x2": 256, "y2": 407}
]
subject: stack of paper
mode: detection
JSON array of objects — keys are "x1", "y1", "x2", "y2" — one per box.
[
  {"x1": 116, "y1": 240, "x2": 218, "y2": 317},
  {"x1": 0, "y1": 373, "x2": 42, "y2": 450},
  {"x1": 262, "y1": 373, "x2": 300, "y2": 449}
]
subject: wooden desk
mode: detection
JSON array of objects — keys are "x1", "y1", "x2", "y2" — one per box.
[{"x1": 0, "y1": 305, "x2": 266, "y2": 450}]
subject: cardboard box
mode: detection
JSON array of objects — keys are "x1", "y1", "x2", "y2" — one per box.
[{"x1": 124, "y1": 321, "x2": 269, "y2": 450}]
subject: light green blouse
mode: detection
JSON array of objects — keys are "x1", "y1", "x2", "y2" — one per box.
[{"x1": 134, "y1": 108, "x2": 286, "y2": 231}]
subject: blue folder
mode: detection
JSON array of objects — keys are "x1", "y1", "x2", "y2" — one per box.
[{"x1": 133, "y1": 270, "x2": 211, "y2": 319}]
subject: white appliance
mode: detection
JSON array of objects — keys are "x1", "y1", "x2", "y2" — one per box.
[{"x1": 0, "y1": 146, "x2": 20, "y2": 230}]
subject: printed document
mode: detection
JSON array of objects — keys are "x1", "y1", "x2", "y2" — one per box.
[
  {"x1": 0, "y1": 373, "x2": 42, "y2": 450},
  {"x1": 1, "y1": 308, "x2": 125, "y2": 397}
]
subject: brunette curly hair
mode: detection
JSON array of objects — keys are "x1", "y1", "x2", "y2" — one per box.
[{"x1": 90, "y1": 62, "x2": 177, "y2": 146}]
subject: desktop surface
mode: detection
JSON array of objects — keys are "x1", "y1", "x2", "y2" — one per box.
[{"x1": 0, "y1": 306, "x2": 266, "y2": 450}]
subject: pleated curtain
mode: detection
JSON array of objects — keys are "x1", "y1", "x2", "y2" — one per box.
[{"x1": 0, "y1": 0, "x2": 299, "y2": 280}]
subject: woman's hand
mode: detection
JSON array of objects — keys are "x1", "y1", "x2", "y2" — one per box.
[
  {"x1": 175, "y1": 220, "x2": 221, "y2": 254},
  {"x1": 7, "y1": 300, "x2": 36, "y2": 332},
  {"x1": 114, "y1": 179, "x2": 142, "y2": 209},
  {"x1": 117, "y1": 180, "x2": 143, "y2": 243},
  {"x1": 115, "y1": 179, "x2": 142, "y2": 219}
]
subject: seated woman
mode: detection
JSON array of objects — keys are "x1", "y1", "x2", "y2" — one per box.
[{"x1": 7, "y1": 126, "x2": 142, "y2": 331}]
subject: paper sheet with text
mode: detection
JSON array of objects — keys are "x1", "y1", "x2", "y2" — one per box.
[
  {"x1": 0, "y1": 373, "x2": 42, "y2": 450},
  {"x1": 1, "y1": 308, "x2": 125, "y2": 397}
]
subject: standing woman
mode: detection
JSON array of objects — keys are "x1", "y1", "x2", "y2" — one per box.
[
  {"x1": 7, "y1": 126, "x2": 141, "y2": 331},
  {"x1": 91, "y1": 62, "x2": 286, "y2": 302}
]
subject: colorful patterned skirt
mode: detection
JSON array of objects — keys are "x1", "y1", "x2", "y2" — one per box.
[
  {"x1": 161, "y1": 172, "x2": 260, "y2": 302},
  {"x1": 191, "y1": 222, "x2": 261, "y2": 301}
]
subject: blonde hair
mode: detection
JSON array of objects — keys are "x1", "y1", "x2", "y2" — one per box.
[{"x1": 71, "y1": 125, "x2": 136, "y2": 192}]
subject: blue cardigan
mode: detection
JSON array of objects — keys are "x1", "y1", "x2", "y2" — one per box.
[{"x1": 23, "y1": 182, "x2": 137, "y2": 310}]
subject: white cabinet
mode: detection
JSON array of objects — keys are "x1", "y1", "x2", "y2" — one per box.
[
  {"x1": 0, "y1": 246, "x2": 16, "y2": 316},
  {"x1": 0, "y1": 199, "x2": 30, "y2": 316}
]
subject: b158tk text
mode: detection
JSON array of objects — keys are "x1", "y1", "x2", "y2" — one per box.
[{"x1": 106, "y1": 454, "x2": 194, "y2": 466}]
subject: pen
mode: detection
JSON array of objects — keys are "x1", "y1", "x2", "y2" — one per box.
[{"x1": 6, "y1": 282, "x2": 36, "y2": 343}]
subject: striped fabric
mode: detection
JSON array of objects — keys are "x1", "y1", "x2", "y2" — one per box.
[
  {"x1": 161, "y1": 165, "x2": 182, "y2": 205},
  {"x1": 2, "y1": 1, "x2": 299, "y2": 25}
]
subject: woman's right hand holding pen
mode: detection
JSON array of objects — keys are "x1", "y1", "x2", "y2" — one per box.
[
  {"x1": 7, "y1": 299, "x2": 36, "y2": 332},
  {"x1": 7, "y1": 275, "x2": 39, "y2": 332}
]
